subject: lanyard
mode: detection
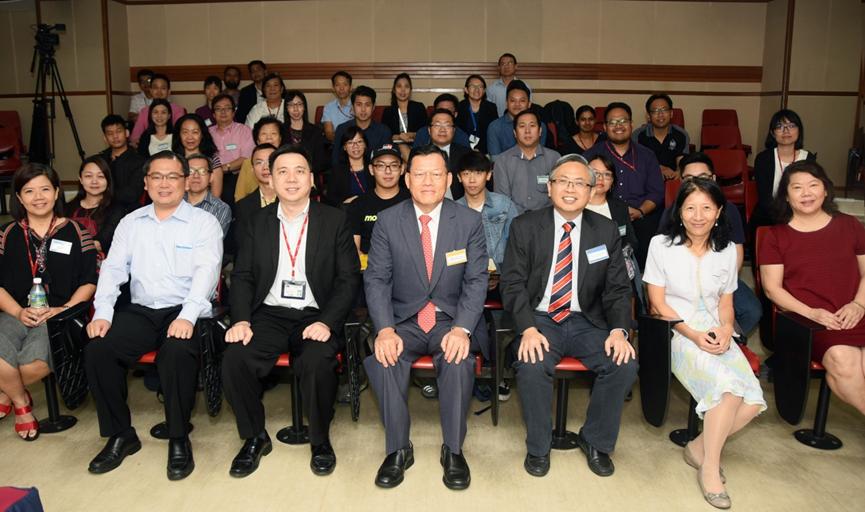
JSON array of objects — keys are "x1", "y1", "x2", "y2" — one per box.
[
  {"x1": 21, "y1": 216, "x2": 56, "y2": 278},
  {"x1": 350, "y1": 169, "x2": 367, "y2": 194},
  {"x1": 606, "y1": 141, "x2": 636, "y2": 172},
  {"x1": 398, "y1": 110, "x2": 408, "y2": 134},
  {"x1": 468, "y1": 107, "x2": 478, "y2": 133},
  {"x1": 776, "y1": 148, "x2": 796, "y2": 173},
  {"x1": 280, "y1": 214, "x2": 308, "y2": 280}
]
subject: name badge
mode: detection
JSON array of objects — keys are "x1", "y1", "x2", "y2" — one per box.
[
  {"x1": 445, "y1": 249, "x2": 468, "y2": 266},
  {"x1": 204, "y1": 119, "x2": 213, "y2": 127},
  {"x1": 225, "y1": 143, "x2": 238, "y2": 151},
  {"x1": 487, "y1": 258, "x2": 497, "y2": 273},
  {"x1": 49, "y1": 239, "x2": 72, "y2": 255},
  {"x1": 468, "y1": 134, "x2": 480, "y2": 149},
  {"x1": 618, "y1": 225, "x2": 627, "y2": 237},
  {"x1": 586, "y1": 244, "x2": 609, "y2": 264},
  {"x1": 536, "y1": 175, "x2": 549, "y2": 185},
  {"x1": 281, "y1": 280, "x2": 306, "y2": 300}
]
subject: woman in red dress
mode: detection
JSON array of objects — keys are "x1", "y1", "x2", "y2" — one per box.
[{"x1": 759, "y1": 161, "x2": 865, "y2": 417}]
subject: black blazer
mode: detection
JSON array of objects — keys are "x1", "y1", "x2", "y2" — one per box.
[
  {"x1": 326, "y1": 161, "x2": 373, "y2": 206},
  {"x1": 231, "y1": 200, "x2": 361, "y2": 335},
  {"x1": 297, "y1": 123, "x2": 329, "y2": 174},
  {"x1": 752, "y1": 148, "x2": 816, "y2": 226},
  {"x1": 233, "y1": 188, "x2": 263, "y2": 248},
  {"x1": 445, "y1": 143, "x2": 473, "y2": 199},
  {"x1": 500, "y1": 207, "x2": 633, "y2": 335},
  {"x1": 236, "y1": 83, "x2": 262, "y2": 124},
  {"x1": 381, "y1": 101, "x2": 428, "y2": 136},
  {"x1": 456, "y1": 99, "x2": 498, "y2": 154},
  {"x1": 607, "y1": 197, "x2": 639, "y2": 251}
]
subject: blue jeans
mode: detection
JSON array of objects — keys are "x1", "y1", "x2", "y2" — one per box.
[{"x1": 734, "y1": 278, "x2": 762, "y2": 336}]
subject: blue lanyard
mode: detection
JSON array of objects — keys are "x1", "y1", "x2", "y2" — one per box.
[{"x1": 468, "y1": 107, "x2": 478, "y2": 134}]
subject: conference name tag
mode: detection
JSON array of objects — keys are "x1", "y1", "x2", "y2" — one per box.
[
  {"x1": 488, "y1": 258, "x2": 497, "y2": 273},
  {"x1": 225, "y1": 143, "x2": 238, "y2": 151},
  {"x1": 281, "y1": 280, "x2": 306, "y2": 300},
  {"x1": 49, "y1": 239, "x2": 72, "y2": 255},
  {"x1": 586, "y1": 244, "x2": 609, "y2": 264},
  {"x1": 536, "y1": 175, "x2": 549, "y2": 185},
  {"x1": 446, "y1": 249, "x2": 468, "y2": 266},
  {"x1": 618, "y1": 225, "x2": 627, "y2": 237}
]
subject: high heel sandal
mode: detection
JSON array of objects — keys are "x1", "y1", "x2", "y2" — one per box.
[{"x1": 13, "y1": 391, "x2": 39, "y2": 442}]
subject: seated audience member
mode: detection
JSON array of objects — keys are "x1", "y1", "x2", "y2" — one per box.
[
  {"x1": 185, "y1": 154, "x2": 232, "y2": 238},
  {"x1": 194, "y1": 76, "x2": 222, "y2": 127},
  {"x1": 413, "y1": 94, "x2": 471, "y2": 149},
  {"x1": 0, "y1": 164, "x2": 98, "y2": 441},
  {"x1": 130, "y1": 74, "x2": 186, "y2": 144},
  {"x1": 364, "y1": 145, "x2": 488, "y2": 490},
  {"x1": 659, "y1": 152, "x2": 761, "y2": 337},
  {"x1": 347, "y1": 144, "x2": 410, "y2": 258},
  {"x1": 644, "y1": 178, "x2": 765, "y2": 510},
  {"x1": 222, "y1": 145, "x2": 360, "y2": 478},
  {"x1": 750, "y1": 109, "x2": 815, "y2": 232},
  {"x1": 456, "y1": 75, "x2": 499, "y2": 153},
  {"x1": 321, "y1": 70, "x2": 354, "y2": 142},
  {"x1": 283, "y1": 90, "x2": 328, "y2": 174},
  {"x1": 234, "y1": 117, "x2": 286, "y2": 202},
  {"x1": 172, "y1": 114, "x2": 224, "y2": 197},
  {"x1": 236, "y1": 60, "x2": 267, "y2": 124},
  {"x1": 382, "y1": 73, "x2": 427, "y2": 160},
  {"x1": 760, "y1": 161, "x2": 865, "y2": 419},
  {"x1": 584, "y1": 102, "x2": 663, "y2": 269},
  {"x1": 331, "y1": 86, "x2": 392, "y2": 169},
  {"x1": 634, "y1": 94, "x2": 690, "y2": 180},
  {"x1": 558, "y1": 105, "x2": 600, "y2": 156},
  {"x1": 84, "y1": 151, "x2": 222, "y2": 480},
  {"x1": 493, "y1": 109, "x2": 561, "y2": 214},
  {"x1": 99, "y1": 115, "x2": 145, "y2": 213},
  {"x1": 137, "y1": 99, "x2": 174, "y2": 157},
  {"x1": 245, "y1": 73, "x2": 286, "y2": 128},
  {"x1": 487, "y1": 80, "x2": 547, "y2": 159},
  {"x1": 500, "y1": 154, "x2": 636, "y2": 479},
  {"x1": 128, "y1": 69, "x2": 154, "y2": 124},
  {"x1": 66, "y1": 155, "x2": 125, "y2": 255},
  {"x1": 455, "y1": 151, "x2": 518, "y2": 273},
  {"x1": 327, "y1": 126, "x2": 370, "y2": 205},
  {"x1": 487, "y1": 53, "x2": 531, "y2": 117},
  {"x1": 426, "y1": 109, "x2": 472, "y2": 199},
  {"x1": 223, "y1": 65, "x2": 242, "y2": 104},
  {"x1": 209, "y1": 94, "x2": 255, "y2": 207},
  {"x1": 234, "y1": 143, "x2": 277, "y2": 244}
]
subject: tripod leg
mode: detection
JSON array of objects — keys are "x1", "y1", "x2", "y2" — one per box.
[{"x1": 47, "y1": 59, "x2": 85, "y2": 161}]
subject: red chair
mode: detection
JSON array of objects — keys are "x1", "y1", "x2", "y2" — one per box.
[
  {"x1": 665, "y1": 178, "x2": 682, "y2": 208},
  {"x1": 671, "y1": 108, "x2": 685, "y2": 129},
  {"x1": 701, "y1": 125, "x2": 751, "y2": 155},
  {"x1": 744, "y1": 176, "x2": 758, "y2": 224},
  {"x1": 0, "y1": 124, "x2": 24, "y2": 216},
  {"x1": 702, "y1": 109, "x2": 739, "y2": 127},
  {"x1": 314, "y1": 106, "x2": 324, "y2": 126},
  {"x1": 593, "y1": 106, "x2": 606, "y2": 133},
  {"x1": 705, "y1": 149, "x2": 749, "y2": 205},
  {"x1": 550, "y1": 356, "x2": 593, "y2": 450},
  {"x1": 0, "y1": 111, "x2": 25, "y2": 152},
  {"x1": 372, "y1": 106, "x2": 385, "y2": 123},
  {"x1": 546, "y1": 122, "x2": 559, "y2": 150}
]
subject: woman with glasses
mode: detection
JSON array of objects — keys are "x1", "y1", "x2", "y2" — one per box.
[
  {"x1": 172, "y1": 114, "x2": 224, "y2": 197},
  {"x1": 326, "y1": 126, "x2": 370, "y2": 205},
  {"x1": 0, "y1": 164, "x2": 98, "y2": 441},
  {"x1": 558, "y1": 105, "x2": 600, "y2": 156},
  {"x1": 456, "y1": 75, "x2": 498, "y2": 154},
  {"x1": 644, "y1": 178, "x2": 765, "y2": 509},
  {"x1": 283, "y1": 90, "x2": 328, "y2": 175},
  {"x1": 750, "y1": 109, "x2": 815, "y2": 231}
]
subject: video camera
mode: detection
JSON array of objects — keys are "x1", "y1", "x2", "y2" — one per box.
[{"x1": 34, "y1": 23, "x2": 66, "y2": 56}]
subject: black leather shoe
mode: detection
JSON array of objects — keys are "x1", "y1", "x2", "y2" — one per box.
[
  {"x1": 310, "y1": 441, "x2": 336, "y2": 476},
  {"x1": 167, "y1": 437, "x2": 195, "y2": 481},
  {"x1": 88, "y1": 430, "x2": 142, "y2": 474},
  {"x1": 576, "y1": 431, "x2": 614, "y2": 477},
  {"x1": 229, "y1": 432, "x2": 273, "y2": 478},
  {"x1": 524, "y1": 452, "x2": 550, "y2": 477},
  {"x1": 149, "y1": 421, "x2": 194, "y2": 440},
  {"x1": 440, "y1": 444, "x2": 471, "y2": 490},
  {"x1": 374, "y1": 445, "x2": 414, "y2": 488}
]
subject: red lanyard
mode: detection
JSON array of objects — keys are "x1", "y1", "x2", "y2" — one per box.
[
  {"x1": 279, "y1": 214, "x2": 309, "y2": 280},
  {"x1": 350, "y1": 169, "x2": 367, "y2": 194},
  {"x1": 20, "y1": 216, "x2": 56, "y2": 278},
  {"x1": 606, "y1": 141, "x2": 636, "y2": 172}
]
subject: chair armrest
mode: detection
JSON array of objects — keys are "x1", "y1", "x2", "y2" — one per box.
[
  {"x1": 636, "y1": 314, "x2": 680, "y2": 428},
  {"x1": 47, "y1": 302, "x2": 91, "y2": 325},
  {"x1": 776, "y1": 310, "x2": 824, "y2": 333}
]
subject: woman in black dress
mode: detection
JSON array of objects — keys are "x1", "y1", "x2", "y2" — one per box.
[{"x1": 66, "y1": 155, "x2": 125, "y2": 258}]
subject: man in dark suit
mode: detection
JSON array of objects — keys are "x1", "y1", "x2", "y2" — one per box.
[
  {"x1": 364, "y1": 145, "x2": 489, "y2": 490},
  {"x1": 500, "y1": 153, "x2": 637, "y2": 478},
  {"x1": 425, "y1": 108, "x2": 472, "y2": 200},
  {"x1": 235, "y1": 60, "x2": 267, "y2": 124},
  {"x1": 221, "y1": 145, "x2": 361, "y2": 478},
  {"x1": 232, "y1": 143, "x2": 277, "y2": 248}
]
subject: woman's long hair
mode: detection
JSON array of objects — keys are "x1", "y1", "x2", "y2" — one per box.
[
  {"x1": 772, "y1": 160, "x2": 837, "y2": 224},
  {"x1": 660, "y1": 177, "x2": 731, "y2": 252},
  {"x1": 71, "y1": 155, "x2": 114, "y2": 224}
]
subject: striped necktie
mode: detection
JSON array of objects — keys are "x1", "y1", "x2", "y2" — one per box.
[{"x1": 548, "y1": 222, "x2": 575, "y2": 323}]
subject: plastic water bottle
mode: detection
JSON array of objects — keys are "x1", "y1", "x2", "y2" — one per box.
[{"x1": 28, "y1": 277, "x2": 48, "y2": 310}]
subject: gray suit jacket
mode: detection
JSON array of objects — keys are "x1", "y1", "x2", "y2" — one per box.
[{"x1": 364, "y1": 199, "x2": 490, "y2": 356}]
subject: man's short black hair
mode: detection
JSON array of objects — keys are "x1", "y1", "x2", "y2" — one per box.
[
  {"x1": 428, "y1": 108, "x2": 455, "y2": 126},
  {"x1": 457, "y1": 151, "x2": 492, "y2": 173},
  {"x1": 331, "y1": 70, "x2": 352, "y2": 85},
  {"x1": 101, "y1": 114, "x2": 127, "y2": 133},
  {"x1": 136, "y1": 69, "x2": 154, "y2": 81},
  {"x1": 604, "y1": 102, "x2": 632, "y2": 122},
  {"x1": 144, "y1": 150, "x2": 189, "y2": 176},
  {"x1": 433, "y1": 93, "x2": 459, "y2": 109},
  {"x1": 678, "y1": 151, "x2": 715, "y2": 174},
  {"x1": 506, "y1": 80, "x2": 531, "y2": 100},
  {"x1": 406, "y1": 144, "x2": 447, "y2": 173},
  {"x1": 247, "y1": 60, "x2": 266, "y2": 72},
  {"x1": 211, "y1": 93, "x2": 236, "y2": 110},
  {"x1": 252, "y1": 143, "x2": 277, "y2": 160},
  {"x1": 186, "y1": 153, "x2": 212, "y2": 171},
  {"x1": 268, "y1": 144, "x2": 312, "y2": 173},
  {"x1": 512, "y1": 109, "x2": 541, "y2": 130},
  {"x1": 498, "y1": 53, "x2": 517, "y2": 65},
  {"x1": 150, "y1": 73, "x2": 170, "y2": 88},
  {"x1": 223, "y1": 65, "x2": 241, "y2": 76},
  {"x1": 645, "y1": 94, "x2": 673, "y2": 112},
  {"x1": 351, "y1": 85, "x2": 376, "y2": 105},
  {"x1": 203, "y1": 75, "x2": 223, "y2": 90}
]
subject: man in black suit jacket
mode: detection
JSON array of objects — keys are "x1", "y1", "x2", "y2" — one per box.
[
  {"x1": 364, "y1": 145, "x2": 488, "y2": 490},
  {"x1": 427, "y1": 108, "x2": 473, "y2": 199},
  {"x1": 232, "y1": 143, "x2": 277, "y2": 248},
  {"x1": 500, "y1": 153, "x2": 637, "y2": 478},
  {"x1": 235, "y1": 60, "x2": 267, "y2": 124},
  {"x1": 222, "y1": 145, "x2": 360, "y2": 478}
]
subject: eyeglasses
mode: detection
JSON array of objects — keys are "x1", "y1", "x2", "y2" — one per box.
[
  {"x1": 431, "y1": 123, "x2": 454, "y2": 129},
  {"x1": 345, "y1": 140, "x2": 365, "y2": 147},
  {"x1": 606, "y1": 118, "x2": 631, "y2": 128},
  {"x1": 146, "y1": 173, "x2": 184, "y2": 183},
  {"x1": 550, "y1": 178, "x2": 592, "y2": 190},
  {"x1": 373, "y1": 162, "x2": 402, "y2": 173},
  {"x1": 467, "y1": 84, "x2": 485, "y2": 90},
  {"x1": 188, "y1": 167, "x2": 211, "y2": 177},
  {"x1": 213, "y1": 107, "x2": 234, "y2": 113},
  {"x1": 594, "y1": 171, "x2": 614, "y2": 181},
  {"x1": 773, "y1": 122, "x2": 798, "y2": 132},
  {"x1": 286, "y1": 102, "x2": 304, "y2": 109},
  {"x1": 410, "y1": 170, "x2": 447, "y2": 180},
  {"x1": 649, "y1": 108, "x2": 670, "y2": 116}
]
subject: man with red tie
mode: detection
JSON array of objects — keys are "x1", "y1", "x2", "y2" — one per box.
[
  {"x1": 500, "y1": 153, "x2": 637, "y2": 478},
  {"x1": 363, "y1": 145, "x2": 489, "y2": 490}
]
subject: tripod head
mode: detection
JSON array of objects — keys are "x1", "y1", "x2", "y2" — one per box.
[{"x1": 33, "y1": 23, "x2": 65, "y2": 60}]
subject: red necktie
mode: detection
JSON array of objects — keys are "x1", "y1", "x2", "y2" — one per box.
[
  {"x1": 417, "y1": 214, "x2": 436, "y2": 333},
  {"x1": 549, "y1": 222, "x2": 574, "y2": 323}
]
